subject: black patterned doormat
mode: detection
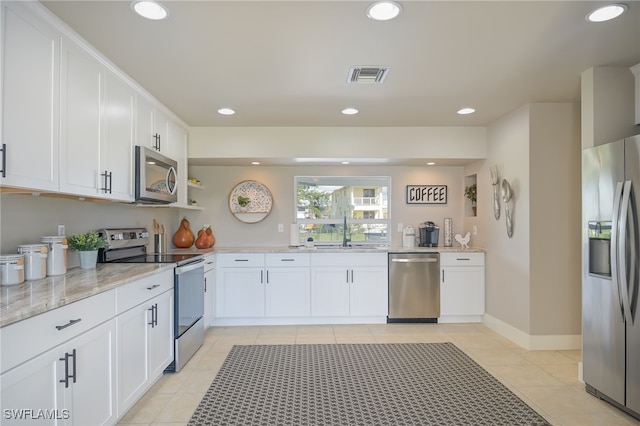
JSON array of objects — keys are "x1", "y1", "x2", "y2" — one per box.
[{"x1": 188, "y1": 343, "x2": 551, "y2": 426}]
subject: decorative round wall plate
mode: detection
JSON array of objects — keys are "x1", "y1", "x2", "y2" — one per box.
[{"x1": 228, "y1": 180, "x2": 273, "y2": 223}]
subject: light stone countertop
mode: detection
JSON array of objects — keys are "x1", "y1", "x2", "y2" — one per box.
[
  {"x1": 1, "y1": 246, "x2": 484, "y2": 328},
  {"x1": 196, "y1": 246, "x2": 485, "y2": 254},
  {"x1": 0, "y1": 263, "x2": 174, "y2": 328}
]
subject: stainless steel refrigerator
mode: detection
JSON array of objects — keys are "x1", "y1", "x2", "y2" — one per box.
[{"x1": 582, "y1": 134, "x2": 640, "y2": 419}]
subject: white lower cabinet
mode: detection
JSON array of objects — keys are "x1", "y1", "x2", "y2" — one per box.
[
  {"x1": 215, "y1": 253, "x2": 311, "y2": 319},
  {"x1": 203, "y1": 254, "x2": 215, "y2": 329},
  {"x1": 212, "y1": 251, "x2": 392, "y2": 325},
  {"x1": 0, "y1": 269, "x2": 175, "y2": 425},
  {"x1": 439, "y1": 252, "x2": 485, "y2": 322},
  {"x1": 115, "y1": 270, "x2": 174, "y2": 418},
  {"x1": 265, "y1": 254, "x2": 311, "y2": 317},
  {"x1": 1, "y1": 301, "x2": 116, "y2": 426},
  {"x1": 310, "y1": 253, "x2": 387, "y2": 318}
]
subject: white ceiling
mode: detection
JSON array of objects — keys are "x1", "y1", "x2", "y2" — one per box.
[{"x1": 41, "y1": 0, "x2": 640, "y2": 131}]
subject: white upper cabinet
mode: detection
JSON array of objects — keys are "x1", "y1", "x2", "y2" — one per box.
[
  {"x1": 1, "y1": 1, "x2": 186, "y2": 202},
  {"x1": 102, "y1": 70, "x2": 135, "y2": 201},
  {"x1": 59, "y1": 37, "x2": 135, "y2": 201},
  {"x1": 59, "y1": 36, "x2": 102, "y2": 197},
  {"x1": 1, "y1": 2, "x2": 60, "y2": 191}
]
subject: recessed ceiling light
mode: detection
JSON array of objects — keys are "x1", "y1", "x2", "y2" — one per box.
[
  {"x1": 131, "y1": 0, "x2": 169, "y2": 20},
  {"x1": 251, "y1": 161, "x2": 260, "y2": 165},
  {"x1": 586, "y1": 4, "x2": 628, "y2": 22},
  {"x1": 367, "y1": 1, "x2": 402, "y2": 21},
  {"x1": 342, "y1": 108, "x2": 359, "y2": 115},
  {"x1": 426, "y1": 162, "x2": 436, "y2": 166},
  {"x1": 341, "y1": 161, "x2": 350, "y2": 165},
  {"x1": 218, "y1": 107, "x2": 235, "y2": 115},
  {"x1": 457, "y1": 107, "x2": 476, "y2": 115}
]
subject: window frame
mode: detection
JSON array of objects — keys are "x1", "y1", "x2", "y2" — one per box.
[{"x1": 294, "y1": 176, "x2": 391, "y2": 246}]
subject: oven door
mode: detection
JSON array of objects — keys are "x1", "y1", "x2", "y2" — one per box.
[
  {"x1": 174, "y1": 260, "x2": 205, "y2": 337},
  {"x1": 135, "y1": 145, "x2": 178, "y2": 204}
]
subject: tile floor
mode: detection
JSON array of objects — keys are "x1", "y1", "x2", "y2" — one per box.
[{"x1": 117, "y1": 323, "x2": 640, "y2": 426}]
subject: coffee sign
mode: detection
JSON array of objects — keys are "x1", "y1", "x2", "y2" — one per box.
[{"x1": 406, "y1": 185, "x2": 447, "y2": 204}]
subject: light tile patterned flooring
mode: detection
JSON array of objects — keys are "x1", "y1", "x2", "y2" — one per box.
[{"x1": 118, "y1": 323, "x2": 640, "y2": 426}]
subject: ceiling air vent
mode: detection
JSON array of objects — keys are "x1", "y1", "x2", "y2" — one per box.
[{"x1": 347, "y1": 66, "x2": 390, "y2": 83}]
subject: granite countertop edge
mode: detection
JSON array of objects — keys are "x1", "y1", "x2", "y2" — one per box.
[{"x1": 0, "y1": 263, "x2": 175, "y2": 328}]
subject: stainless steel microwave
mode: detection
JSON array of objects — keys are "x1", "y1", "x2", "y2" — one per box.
[{"x1": 135, "y1": 145, "x2": 178, "y2": 204}]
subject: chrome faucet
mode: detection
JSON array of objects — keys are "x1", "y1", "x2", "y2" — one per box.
[{"x1": 342, "y1": 215, "x2": 350, "y2": 247}]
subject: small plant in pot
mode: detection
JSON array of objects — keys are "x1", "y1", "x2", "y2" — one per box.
[
  {"x1": 237, "y1": 195, "x2": 251, "y2": 211},
  {"x1": 464, "y1": 183, "x2": 478, "y2": 215},
  {"x1": 67, "y1": 231, "x2": 108, "y2": 269}
]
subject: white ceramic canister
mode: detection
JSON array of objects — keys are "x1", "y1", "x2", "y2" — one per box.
[
  {"x1": 41, "y1": 236, "x2": 68, "y2": 276},
  {"x1": 0, "y1": 254, "x2": 25, "y2": 286},
  {"x1": 17, "y1": 244, "x2": 48, "y2": 280}
]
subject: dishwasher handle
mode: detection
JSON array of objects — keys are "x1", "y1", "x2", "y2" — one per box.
[{"x1": 391, "y1": 258, "x2": 438, "y2": 263}]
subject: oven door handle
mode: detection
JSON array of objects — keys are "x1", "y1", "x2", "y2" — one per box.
[{"x1": 175, "y1": 260, "x2": 204, "y2": 275}]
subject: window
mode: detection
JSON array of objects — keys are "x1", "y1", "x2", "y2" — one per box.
[{"x1": 295, "y1": 176, "x2": 391, "y2": 246}]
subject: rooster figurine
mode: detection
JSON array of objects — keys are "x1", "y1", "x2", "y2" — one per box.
[{"x1": 454, "y1": 232, "x2": 471, "y2": 250}]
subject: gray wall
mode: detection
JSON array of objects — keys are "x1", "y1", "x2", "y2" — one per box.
[{"x1": 182, "y1": 165, "x2": 466, "y2": 249}]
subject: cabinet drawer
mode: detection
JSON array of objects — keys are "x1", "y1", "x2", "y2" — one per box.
[
  {"x1": 311, "y1": 252, "x2": 387, "y2": 267},
  {"x1": 440, "y1": 252, "x2": 485, "y2": 267},
  {"x1": 266, "y1": 253, "x2": 310, "y2": 267},
  {"x1": 1, "y1": 289, "x2": 116, "y2": 374},
  {"x1": 217, "y1": 253, "x2": 265, "y2": 268},
  {"x1": 116, "y1": 269, "x2": 174, "y2": 314}
]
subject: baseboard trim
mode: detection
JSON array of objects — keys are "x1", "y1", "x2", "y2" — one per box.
[{"x1": 483, "y1": 313, "x2": 581, "y2": 350}]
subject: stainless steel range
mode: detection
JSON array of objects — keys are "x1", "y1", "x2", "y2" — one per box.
[{"x1": 97, "y1": 228, "x2": 205, "y2": 373}]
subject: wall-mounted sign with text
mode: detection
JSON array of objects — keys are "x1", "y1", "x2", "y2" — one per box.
[{"x1": 406, "y1": 185, "x2": 447, "y2": 205}]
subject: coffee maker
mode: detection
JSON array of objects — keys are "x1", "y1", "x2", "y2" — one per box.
[{"x1": 418, "y1": 221, "x2": 439, "y2": 247}]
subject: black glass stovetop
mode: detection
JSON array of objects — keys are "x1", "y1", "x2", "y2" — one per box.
[{"x1": 112, "y1": 253, "x2": 202, "y2": 265}]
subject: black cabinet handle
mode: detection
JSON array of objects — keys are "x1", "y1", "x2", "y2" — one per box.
[
  {"x1": 204, "y1": 277, "x2": 207, "y2": 292},
  {"x1": 59, "y1": 349, "x2": 77, "y2": 388},
  {"x1": 56, "y1": 318, "x2": 82, "y2": 331},
  {"x1": 153, "y1": 133, "x2": 161, "y2": 151},
  {"x1": 100, "y1": 170, "x2": 112, "y2": 194},
  {"x1": 442, "y1": 270, "x2": 445, "y2": 282},
  {"x1": 147, "y1": 284, "x2": 160, "y2": 290},
  {"x1": 148, "y1": 303, "x2": 158, "y2": 327},
  {"x1": 1, "y1": 143, "x2": 6, "y2": 178}
]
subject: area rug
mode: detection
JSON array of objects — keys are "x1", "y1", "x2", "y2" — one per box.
[{"x1": 188, "y1": 342, "x2": 551, "y2": 426}]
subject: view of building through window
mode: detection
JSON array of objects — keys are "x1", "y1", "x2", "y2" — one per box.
[{"x1": 294, "y1": 176, "x2": 391, "y2": 245}]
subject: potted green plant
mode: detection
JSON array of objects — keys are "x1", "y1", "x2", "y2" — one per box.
[
  {"x1": 464, "y1": 183, "x2": 477, "y2": 215},
  {"x1": 237, "y1": 195, "x2": 251, "y2": 211},
  {"x1": 67, "y1": 231, "x2": 108, "y2": 269}
]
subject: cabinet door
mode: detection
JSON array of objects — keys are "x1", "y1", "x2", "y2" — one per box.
[
  {"x1": 0, "y1": 346, "x2": 63, "y2": 426},
  {"x1": 310, "y1": 267, "x2": 349, "y2": 316},
  {"x1": 204, "y1": 264, "x2": 215, "y2": 328},
  {"x1": 148, "y1": 290, "x2": 174, "y2": 380},
  {"x1": 102, "y1": 71, "x2": 134, "y2": 201},
  {"x1": 116, "y1": 303, "x2": 149, "y2": 418},
  {"x1": 440, "y1": 266, "x2": 485, "y2": 316},
  {"x1": 153, "y1": 108, "x2": 169, "y2": 153},
  {"x1": 64, "y1": 319, "x2": 116, "y2": 426},
  {"x1": 135, "y1": 95, "x2": 156, "y2": 150},
  {"x1": 350, "y1": 266, "x2": 388, "y2": 316},
  {"x1": 59, "y1": 37, "x2": 102, "y2": 197},
  {"x1": 266, "y1": 267, "x2": 310, "y2": 317},
  {"x1": 1, "y1": 3, "x2": 59, "y2": 191},
  {"x1": 216, "y1": 268, "x2": 265, "y2": 317}
]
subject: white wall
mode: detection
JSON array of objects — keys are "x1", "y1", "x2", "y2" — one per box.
[
  {"x1": 189, "y1": 127, "x2": 487, "y2": 163},
  {"x1": 0, "y1": 194, "x2": 179, "y2": 267},
  {"x1": 467, "y1": 103, "x2": 582, "y2": 349},
  {"x1": 182, "y1": 165, "x2": 467, "y2": 248}
]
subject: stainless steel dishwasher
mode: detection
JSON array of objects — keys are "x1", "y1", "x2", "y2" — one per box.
[{"x1": 388, "y1": 252, "x2": 440, "y2": 322}]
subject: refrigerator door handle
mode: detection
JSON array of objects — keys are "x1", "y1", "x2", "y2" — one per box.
[
  {"x1": 611, "y1": 181, "x2": 625, "y2": 323},
  {"x1": 618, "y1": 180, "x2": 637, "y2": 324}
]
